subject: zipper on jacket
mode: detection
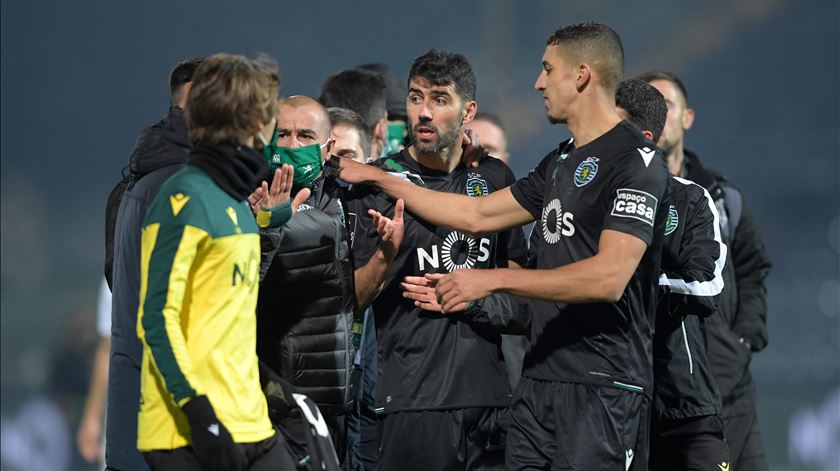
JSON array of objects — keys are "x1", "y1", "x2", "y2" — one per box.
[{"x1": 681, "y1": 320, "x2": 694, "y2": 375}]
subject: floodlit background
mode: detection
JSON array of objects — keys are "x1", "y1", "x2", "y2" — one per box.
[{"x1": 2, "y1": 0, "x2": 838, "y2": 469}]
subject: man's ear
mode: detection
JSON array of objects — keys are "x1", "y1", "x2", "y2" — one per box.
[
  {"x1": 576, "y1": 63, "x2": 591, "y2": 92},
  {"x1": 373, "y1": 117, "x2": 387, "y2": 142},
  {"x1": 462, "y1": 100, "x2": 477, "y2": 125},
  {"x1": 642, "y1": 130, "x2": 654, "y2": 140},
  {"x1": 682, "y1": 107, "x2": 695, "y2": 131}
]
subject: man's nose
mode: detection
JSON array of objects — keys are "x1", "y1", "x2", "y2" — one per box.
[
  {"x1": 534, "y1": 71, "x2": 546, "y2": 91},
  {"x1": 418, "y1": 101, "x2": 433, "y2": 121}
]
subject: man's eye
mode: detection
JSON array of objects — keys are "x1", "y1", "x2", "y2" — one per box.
[
  {"x1": 435, "y1": 98, "x2": 447, "y2": 106},
  {"x1": 409, "y1": 95, "x2": 422, "y2": 104}
]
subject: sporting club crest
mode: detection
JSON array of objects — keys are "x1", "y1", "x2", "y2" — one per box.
[
  {"x1": 574, "y1": 157, "x2": 599, "y2": 187},
  {"x1": 665, "y1": 204, "x2": 679, "y2": 236},
  {"x1": 466, "y1": 173, "x2": 489, "y2": 197}
]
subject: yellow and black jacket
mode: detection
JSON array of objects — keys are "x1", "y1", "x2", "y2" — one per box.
[{"x1": 136, "y1": 163, "x2": 274, "y2": 451}]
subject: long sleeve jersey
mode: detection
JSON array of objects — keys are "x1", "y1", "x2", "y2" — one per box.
[{"x1": 136, "y1": 166, "x2": 273, "y2": 451}]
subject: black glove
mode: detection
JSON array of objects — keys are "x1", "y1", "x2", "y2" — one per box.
[
  {"x1": 181, "y1": 395, "x2": 244, "y2": 471},
  {"x1": 258, "y1": 360, "x2": 298, "y2": 422}
]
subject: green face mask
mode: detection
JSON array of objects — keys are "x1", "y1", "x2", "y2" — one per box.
[{"x1": 262, "y1": 129, "x2": 324, "y2": 187}]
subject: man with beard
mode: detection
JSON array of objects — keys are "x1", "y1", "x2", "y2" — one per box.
[
  {"x1": 343, "y1": 49, "x2": 526, "y2": 470},
  {"x1": 330, "y1": 23, "x2": 670, "y2": 470},
  {"x1": 616, "y1": 78, "x2": 731, "y2": 471},
  {"x1": 640, "y1": 70, "x2": 771, "y2": 471}
]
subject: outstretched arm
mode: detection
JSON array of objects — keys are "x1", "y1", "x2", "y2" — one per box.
[
  {"x1": 433, "y1": 229, "x2": 648, "y2": 312},
  {"x1": 329, "y1": 156, "x2": 533, "y2": 236}
]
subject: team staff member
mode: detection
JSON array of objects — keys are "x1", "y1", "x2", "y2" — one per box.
[
  {"x1": 136, "y1": 54, "x2": 304, "y2": 471},
  {"x1": 332, "y1": 23, "x2": 670, "y2": 470},
  {"x1": 344, "y1": 49, "x2": 526, "y2": 470},
  {"x1": 254, "y1": 96, "x2": 404, "y2": 464},
  {"x1": 640, "y1": 69, "x2": 772, "y2": 471},
  {"x1": 616, "y1": 78, "x2": 731, "y2": 470},
  {"x1": 105, "y1": 57, "x2": 202, "y2": 471}
]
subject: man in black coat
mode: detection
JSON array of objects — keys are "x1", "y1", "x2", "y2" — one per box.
[
  {"x1": 104, "y1": 57, "x2": 202, "y2": 471},
  {"x1": 641, "y1": 69, "x2": 772, "y2": 471}
]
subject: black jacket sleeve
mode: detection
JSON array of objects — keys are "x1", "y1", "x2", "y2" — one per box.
[
  {"x1": 461, "y1": 293, "x2": 532, "y2": 335},
  {"x1": 728, "y1": 196, "x2": 771, "y2": 351},
  {"x1": 659, "y1": 182, "x2": 727, "y2": 318}
]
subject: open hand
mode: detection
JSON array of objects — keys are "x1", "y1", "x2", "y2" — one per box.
[
  {"x1": 369, "y1": 199, "x2": 405, "y2": 261},
  {"x1": 248, "y1": 165, "x2": 311, "y2": 216}
]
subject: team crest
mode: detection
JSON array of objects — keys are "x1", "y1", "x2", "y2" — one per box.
[
  {"x1": 665, "y1": 205, "x2": 679, "y2": 236},
  {"x1": 573, "y1": 157, "x2": 599, "y2": 187},
  {"x1": 466, "y1": 173, "x2": 489, "y2": 197}
]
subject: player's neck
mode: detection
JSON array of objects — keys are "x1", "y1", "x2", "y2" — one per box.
[
  {"x1": 566, "y1": 95, "x2": 622, "y2": 148},
  {"x1": 409, "y1": 142, "x2": 463, "y2": 174}
]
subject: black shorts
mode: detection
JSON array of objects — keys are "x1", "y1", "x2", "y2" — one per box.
[
  {"x1": 378, "y1": 408, "x2": 506, "y2": 471},
  {"x1": 650, "y1": 414, "x2": 730, "y2": 471},
  {"x1": 506, "y1": 378, "x2": 649, "y2": 470},
  {"x1": 142, "y1": 434, "x2": 295, "y2": 471}
]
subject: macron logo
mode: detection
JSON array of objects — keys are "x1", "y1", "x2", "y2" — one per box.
[
  {"x1": 625, "y1": 449, "x2": 634, "y2": 470},
  {"x1": 207, "y1": 423, "x2": 220, "y2": 437},
  {"x1": 637, "y1": 147, "x2": 655, "y2": 167}
]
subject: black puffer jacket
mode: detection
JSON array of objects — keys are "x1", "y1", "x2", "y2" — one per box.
[
  {"x1": 257, "y1": 176, "x2": 355, "y2": 416},
  {"x1": 684, "y1": 151, "x2": 771, "y2": 410}
]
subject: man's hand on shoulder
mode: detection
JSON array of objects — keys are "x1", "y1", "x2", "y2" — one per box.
[{"x1": 460, "y1": 128, "x2": 489, "y2": 169}]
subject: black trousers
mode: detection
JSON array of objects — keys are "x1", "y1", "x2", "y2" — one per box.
[
  {"x1": 377, "y1": 407, "x2": 506, "y2": 471},
  {"x1": 723, "y1": 406, "x2": 768, "y2": 471},
  {"x1": 650, "y1": 414, "x2": 731, "y2": 471},
  {"x1": 142, "y1": 434, "x2": 296, "y2": 470},
  {"x1": 506, "y1": 378, "x2": 649, "y2": 470}
]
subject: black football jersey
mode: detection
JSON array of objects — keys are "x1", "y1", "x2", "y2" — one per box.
[
  {"x1": 346, "y1": 149, "x2": 527, "y2": 413},
  {"x1": 509, "y1": 122, "x2": 670, "y2": 394}
]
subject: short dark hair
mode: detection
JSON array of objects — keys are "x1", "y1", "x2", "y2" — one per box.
[
  {"x1": 408, "y1": 49, "x2": 476, "y2": 102},
  {"x1": 328, "y1": 107, "x2": 372, "y2": 159},
  {"x1": 615, "y1": 79, "x2": 667, "y2": 142},
  {"x1": 169, "y1": 57, "x2": 204, "y2": 105},
  {"x1": 319, "y1": 69, "x2": 387, "y2": 135},
  {"x1": 357, "y1": 63, "x2": 407, "y2": 121},
  {"x1": 473, "y1": 112, "x2": 507, "y2": 135},
  {"x1": 637, "y1": 69, "x2": 689, "y2": 103},
  {"x1": 546, "y1": 22, "x2": 624, "y2": 94}
]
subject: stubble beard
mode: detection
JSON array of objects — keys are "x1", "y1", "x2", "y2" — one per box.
[{"x1": 410, "y1": 116, "x2": 462, "y2": 157}]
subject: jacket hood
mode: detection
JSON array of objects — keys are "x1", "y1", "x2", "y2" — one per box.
[{"x1": 128, "y1": 107, "x2": 191, "y2": 177}]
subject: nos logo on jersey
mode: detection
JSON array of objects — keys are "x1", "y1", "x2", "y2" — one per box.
[
  {"x1": 541, "y1": 198, "x2": 575, "y2": 244},
  {"x1": 232, "y1": 249, "x2": 259, "y2": 288},
  {"x1": 665, "y1": 205, "x2": 679, "y2": 236},
  {"x1": 417, "y1": 232, "x2": 492, "y2": 271},
  {"x1": 574, "y1": 157, "x2": 599, "y2": 187},
  {"x1": 466, "y1": 173, "x2": 489, "y2": 197}
]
